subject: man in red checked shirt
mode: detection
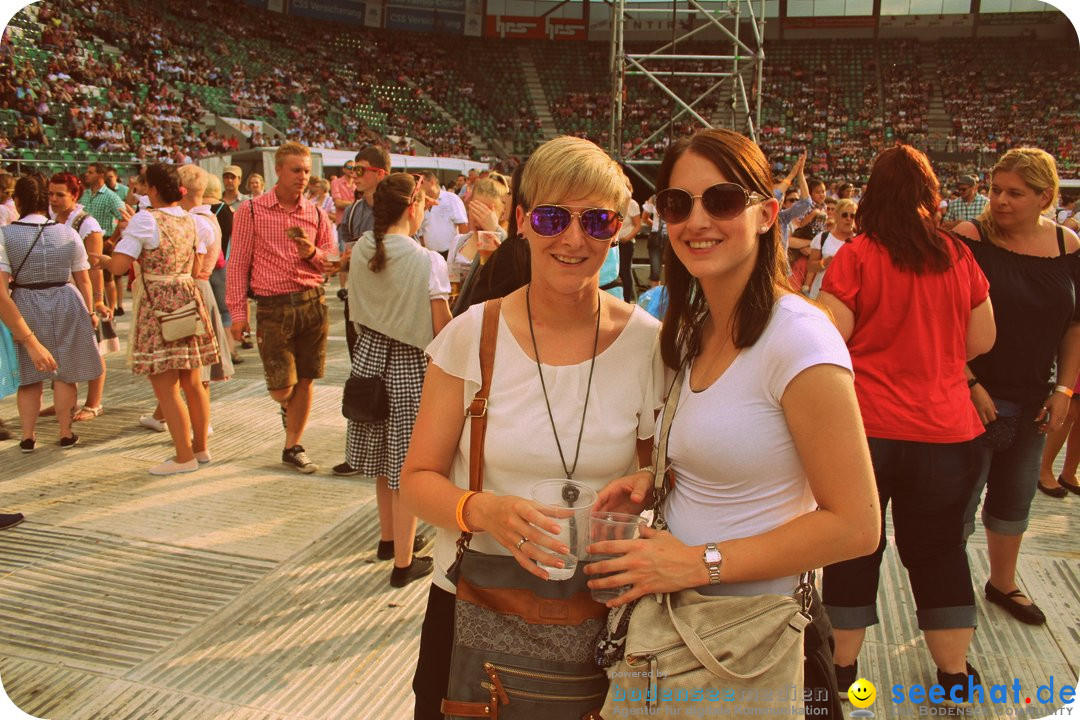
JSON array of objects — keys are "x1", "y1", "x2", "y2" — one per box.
[{"x1": 226, "y1": 142, "x2": 339, "y2": 474}]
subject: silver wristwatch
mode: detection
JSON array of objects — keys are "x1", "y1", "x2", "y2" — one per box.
[{"x1": 703, "y1": 543, "x2": 723, "y2": 584}]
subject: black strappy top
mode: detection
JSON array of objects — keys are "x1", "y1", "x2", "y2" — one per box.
[{"x1": 965, "y1": 224, "x2": 1080, "y2": 405}]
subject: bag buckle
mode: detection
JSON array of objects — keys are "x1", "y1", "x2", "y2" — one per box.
[{"x1": 466, "y1": 398, "x2": 488, "y2": 418}]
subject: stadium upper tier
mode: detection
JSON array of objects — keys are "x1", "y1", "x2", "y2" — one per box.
[{"x1": 2, "y1": 0, "x2": 1077, "y2": 180}]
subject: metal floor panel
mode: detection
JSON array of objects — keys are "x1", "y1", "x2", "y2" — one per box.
[{"x1": 0, "y1": 309, "x2": 1076, "y2": 720}]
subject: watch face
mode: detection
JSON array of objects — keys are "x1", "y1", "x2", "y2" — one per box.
[{"x1": 704, "y1": 546, "x2": 722, "y2": 563}]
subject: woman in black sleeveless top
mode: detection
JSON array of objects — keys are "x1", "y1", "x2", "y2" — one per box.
[{"x1": 955, "y1": 147, "x2": 1080, "y2": 628}]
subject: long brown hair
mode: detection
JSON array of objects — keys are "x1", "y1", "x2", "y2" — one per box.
[
  {"x1": 857, "y1": 145, "x2": 956, "y2": 273},
  {"x1": 658, "y1": 129, "x2": 786, "y2": 370},
  {"x1": 369, "y1": 172, "x2": 417, "y2": 273}
]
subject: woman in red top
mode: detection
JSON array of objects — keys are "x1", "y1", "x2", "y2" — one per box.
[{"x1": 819, "y1": 146, "x2": 997, "y2": 702}]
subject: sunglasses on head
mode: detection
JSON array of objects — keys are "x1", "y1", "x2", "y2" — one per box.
[
  {"x1": 343, "y1": 164, "x2": 355, "y2": 171},
  {"x1": 655, "y1": 183, "x2": 767, "y2": 225},
  {"x1": 529, "y1": 205, "x2": 623, "y2": 242}
]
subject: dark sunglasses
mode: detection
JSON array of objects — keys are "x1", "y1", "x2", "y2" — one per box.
[
  {"x1": 655, "y1": 183, "x2": 767, "y2": 225},
  {"x1": 529, "y1": 205, "x2": 623, "y2": 242},
  {"x1": 840, "y1": 212, "x2": 855, "y2": 219}
]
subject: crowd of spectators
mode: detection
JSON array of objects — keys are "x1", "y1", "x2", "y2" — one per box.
[{"x1": 1, "y1": 0, "x2": 1077, "y2": 179}]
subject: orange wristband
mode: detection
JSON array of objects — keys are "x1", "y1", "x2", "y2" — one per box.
[
  {"x1": 1054, "y1": 385, "x2": 1075, "y2": 399},
  {"x1": 456, "y1": 491, "x2": 478, "y2": 533}
]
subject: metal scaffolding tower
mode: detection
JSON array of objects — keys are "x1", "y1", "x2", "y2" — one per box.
[{"x1": 608, "y1": 0, "x2": 766, "y2": 187}]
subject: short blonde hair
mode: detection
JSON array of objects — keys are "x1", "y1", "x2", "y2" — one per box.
[
  {"x1": 835, "y1": 198, "x2": 858, "y2": 217},
  {"x1": 275, "y1": 141, "x2": 310, "y2": 168},
  {"x1": 177, "y1": 164, "x2": 209, "y2": 195},
  {"x1": 978, "y1": 147, "x2": 1059, "y2": 242},
  {"x1": 247, "y1": 173, "x2": 265, "y2": 193},
  {"x1": 518, "y1": 136, "x2": 629, "y2": 216},
  {"x1": 203, "y1": 173, "x2": 223, "y2": 202}
]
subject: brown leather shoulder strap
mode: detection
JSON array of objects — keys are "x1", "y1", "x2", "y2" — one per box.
[{"x1": 467, "y1": 298, "x2": 502, "y2": 493}]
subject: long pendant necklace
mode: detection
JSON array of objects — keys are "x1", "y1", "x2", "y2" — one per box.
[{"x1": 525, "y1": 284, "x2": 602, "y2": 482}]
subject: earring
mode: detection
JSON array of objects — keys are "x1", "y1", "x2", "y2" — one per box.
[{"x1": 759, "y1": 226, "x2": 769, "y2": 233}]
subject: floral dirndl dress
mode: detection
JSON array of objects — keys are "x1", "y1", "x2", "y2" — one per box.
[{"x1": 129, "y1": 210, "x2": 219, "y2": 375}]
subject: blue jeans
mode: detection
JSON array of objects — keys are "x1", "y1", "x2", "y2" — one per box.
[
  {"x1": 964, "y1": 400, "x2": 1045, "y2": 537},
  {"x1": 823, "y1": 437, "x2": 978, "y2": 631},
  {"x1": 647, "y1": 231, "x2": 665, "y2": 282},
  {"x1": 209, "y1": 266, "x2": 230, "y2": 327}
]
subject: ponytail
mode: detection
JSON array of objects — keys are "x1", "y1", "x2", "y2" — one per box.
[{"x1": 368, "y1": 172, "x2": 418, "y2": 274}]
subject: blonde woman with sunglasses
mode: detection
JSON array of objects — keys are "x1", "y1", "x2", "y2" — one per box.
[
  {"x1": 802, "y1": 197, "x2": 858, "y2": 299},
  {"x1": 335, "y1": 173, "x2": 452, "y2": 588},
  {"x1": 401, "y1": 136, "x2": 665, "y2": 719}
]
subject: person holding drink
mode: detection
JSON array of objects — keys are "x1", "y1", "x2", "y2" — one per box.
[
  {"x1": 226, "y1": 142, "x2": 338, "y2": 473},
  {"x1": 586, "y1": 129, "x2": 879, "y2": 705},
  {"x1": 400, "y1": 135, "x2": 666, "y2": 720}
]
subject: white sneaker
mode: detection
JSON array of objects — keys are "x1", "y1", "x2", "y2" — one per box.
[
  {"x1": 139, "y1": 415, "x2": 167, "y2": 432},
  {"x1": 148, "y1": 458, "x2": 199, "y2": 476}
]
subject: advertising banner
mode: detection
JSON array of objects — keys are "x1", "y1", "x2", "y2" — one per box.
[
  {"x1": 289, "y1": 0, "x2": 365, "y2": 24},
  {"x1": 548, "y1": 17, "x2": 586, "y2": 40},
  {"x1": 485, "y1": 14, "x2": 546, "y2": 39},
  {"x1": 484, "y1": 14, "x2": 586, "y2": 40},
  {"x1": 387, "y1": 4, "x2": 466, "y2": 33}
]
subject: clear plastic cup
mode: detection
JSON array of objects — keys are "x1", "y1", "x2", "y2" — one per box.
[
  {"x1": 530, "y1": 479, "x2": 598, "y2": 581},
  {"x1": 587, "y1": 511, "x2": 643, "y2": 601}
]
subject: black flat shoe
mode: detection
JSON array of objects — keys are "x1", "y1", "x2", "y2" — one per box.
[
  {"x1": 1059, "y1": 476, "x2": 1080, "y2": 496},
  {"x1": 1037, "y1": 482, "x2": 1068, "y2": 498},
  {"x1": 59, "y1": 433, "x2": 79, "y2": 449},
  {"x1": 985, "y1": 581, "x2": 1046, "y2": 625},
  {"x1": 390, "y1": 556, "x2": 434, "y2": 588},
  {"x1": 19, "y1": 438, "x2": 35, "y2": 453},
  {"x1": 376, "y1": 530, "x2": 435, "y2": 560},
  {"x1": 0, "y1": 512, "x2": 24, "y2": 530}
]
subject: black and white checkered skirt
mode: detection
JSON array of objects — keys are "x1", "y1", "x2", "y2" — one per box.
[{"x1": 344, "y1": 324, "x2": 427, "y2": 490}]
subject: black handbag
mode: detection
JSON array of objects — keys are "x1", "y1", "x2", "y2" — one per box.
[{"x1": 341, "y1": 338, "x2": 391, "y2": 423}]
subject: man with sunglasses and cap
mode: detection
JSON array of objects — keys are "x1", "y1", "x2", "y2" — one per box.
[{"x1": 942, "y1": 174, "x2": 987, "y2": 230}]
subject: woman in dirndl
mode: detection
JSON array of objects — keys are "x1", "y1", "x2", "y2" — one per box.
[
  {"x1": 49, "y1": 171, "x2": 119, "y2": 422},
  {"x1": 89, "y1": 163, "x2": 219, "y2": 476},
  {"x1": 335, "y1": 172, "x2": 452, "y2": 587},
  {"x1": 178, "y1": 165, "x2": 233, "y2": 386},
  {"x1": 1, "y1": 174, "x2": 102, "y2": 451}
]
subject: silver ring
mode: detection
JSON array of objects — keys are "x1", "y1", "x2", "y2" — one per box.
[{"x1": 515, "y1": 536, "x2": 528, "y2": 550}]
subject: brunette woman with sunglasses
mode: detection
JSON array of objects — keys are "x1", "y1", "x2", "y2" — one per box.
[
  {"x1": 818, "y1": 145, "x2": 996, "y2": 700},
  {"x1": 588, "y1": 129, "x2": 879, "y2": 711},
  {"x1": 401, "y1": 136, "x2": 665, "y2": 719},
  {"x1": 335, "y1": 173, "x2": 451, "y2": 588}
]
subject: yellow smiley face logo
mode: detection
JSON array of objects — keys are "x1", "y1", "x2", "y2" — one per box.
[{"x1": 848, "y1": 678, "x2": 876, "y2": 708}]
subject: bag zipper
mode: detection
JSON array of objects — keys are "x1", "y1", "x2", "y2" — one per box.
[
  {"x1": 481, "y1": 681, "x2": 604, "y2": 703},
  {"x1": 484, "y1": 662, "x2": 604, "y2": 684}
]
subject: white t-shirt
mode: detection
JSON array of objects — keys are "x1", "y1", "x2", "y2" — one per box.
[
  {"x1": 0, "y1": 214, "x2": 89, "y2": 273},
  {"x1": 642, "y1": 198, "x2": 659, "y2": 233},
  {"x1": 52, "y1": 204, "x2": 103, "y2": 241},
  {"x1": 810, "y1": 231, "x2": 849, "y2": 261},
  {"x1": 618, "y1": 198, "x2": 641, "y2": 241},
  {"x1": 426, "y1": 302, "x2": 667, "y2": 593},
  {"x1": 114, "y1": 206, "x2": 206, "y2": 258},
  {"x1": 661, "y1": 295, "x2": 852, "y2": 596},
  {"x1": 423, "y1": 189, "x2": 469, "y2": 254}
]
